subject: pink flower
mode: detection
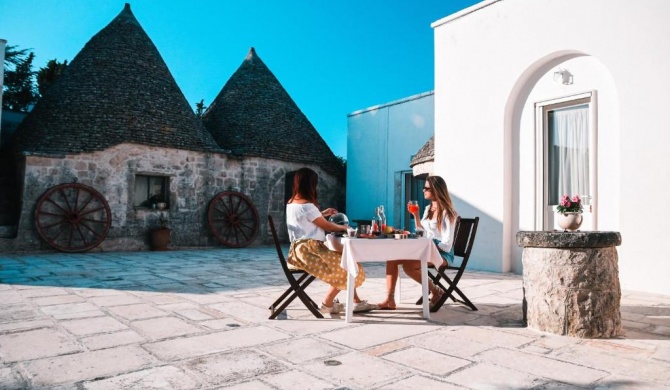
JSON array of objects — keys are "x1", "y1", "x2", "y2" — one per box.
[{"x1": 571, "y1": 195, "x2": 581, "y2": 203}]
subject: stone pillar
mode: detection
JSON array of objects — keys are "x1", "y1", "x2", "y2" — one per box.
[{"x1": 516, "y1": 231, "x2": 622, "y2": 338}]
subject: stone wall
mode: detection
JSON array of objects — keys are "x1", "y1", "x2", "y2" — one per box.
[{"x1": 0, "y1": 144, "x2": 342, "y2": 252}]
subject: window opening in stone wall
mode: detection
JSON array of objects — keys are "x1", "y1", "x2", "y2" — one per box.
[{"x1": 135, "y1": 175, "x2": 168, "y2": 209}]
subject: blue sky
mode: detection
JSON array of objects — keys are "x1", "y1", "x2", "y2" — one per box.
[{"x1": 1, "y1": 0, "x2": 480, "y2": 158}]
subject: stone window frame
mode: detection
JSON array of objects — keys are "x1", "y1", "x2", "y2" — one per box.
[{"x1": 134, "y1": 174, "x2": 169, "y2": 209}]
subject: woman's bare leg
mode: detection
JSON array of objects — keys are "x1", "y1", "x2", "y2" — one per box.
[
  {"x1": 400, "y1": 260, "x2": 442, "y2": 298},
  {"x1": 377, "y1": 261, "x2": 399, "y2": 309},
  {"x1": 323, "y1": 286, "x2": 340, "y2": 307}
]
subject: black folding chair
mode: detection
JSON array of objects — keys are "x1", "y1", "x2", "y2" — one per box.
[
  {"x1": 418, "y1": 216, "x2": 480, "y2": 312},
  {"x1": 267, "y1": 215, "x2": 323, "y2": 319}
]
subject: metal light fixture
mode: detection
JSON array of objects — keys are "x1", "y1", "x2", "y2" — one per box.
[{"x1": 553, "y1": 68, "x2": 574, "y2": 85}]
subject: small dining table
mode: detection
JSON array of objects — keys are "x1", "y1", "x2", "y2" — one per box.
[{"x1": 339, "y1": 236, "x2": 444, "y2": 323}]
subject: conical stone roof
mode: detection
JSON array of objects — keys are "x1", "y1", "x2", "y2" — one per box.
[
  {"x1": 202, "y1": 48, "x2": 343, "y2": 178},
  {"x1": 410, "y1": 135, "x2": 434, "y2": 167},
  {"x1": 12, "y1": 3, "x2": 221, "y2": 155}
]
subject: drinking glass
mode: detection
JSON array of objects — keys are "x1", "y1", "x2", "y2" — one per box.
[
  {"x1": 347, "y1": 227, "x2": 357, "y2": 237},
  {"x1": 408, "y1": 200, "x2": 419, "y2": 214}
]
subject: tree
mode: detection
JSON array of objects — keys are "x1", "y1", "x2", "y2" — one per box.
[
  {"x1": 194, "y1": 99, "x2": 207, "y2": 118},
  {"x1": 3, "y1": 45, "x2": 30, "y2": 71},
  {"x1": 37, "y1": 59, "x2": 68, "y2": 96},
  {"x1": 3, "y1": 46, "x2": 37, "y2": 112}
]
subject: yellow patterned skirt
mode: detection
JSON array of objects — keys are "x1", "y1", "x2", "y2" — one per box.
[{"x1": 288, "y1": 238, "x2": 365, "y2": 291}]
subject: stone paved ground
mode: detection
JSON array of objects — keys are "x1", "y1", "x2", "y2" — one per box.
[{"x1": 0, "y1": 247, "x2": 669, "y2": 389}]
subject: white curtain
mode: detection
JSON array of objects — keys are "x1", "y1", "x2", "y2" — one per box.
[{"x1": 548, "y1": 105, "x2": 589, "y2": 205}]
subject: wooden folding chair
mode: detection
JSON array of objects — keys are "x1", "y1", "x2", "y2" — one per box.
[
  {"x1": 267, "y1": 215, "x2": 323, "y2": 319},
  {"x1": 418, "y1": 216, "x2": 480, "y2": 312}
]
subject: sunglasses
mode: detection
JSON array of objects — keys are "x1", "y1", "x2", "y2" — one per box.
[{"x1": 422, "y1": 187, "x2": 431, "y2": 191}]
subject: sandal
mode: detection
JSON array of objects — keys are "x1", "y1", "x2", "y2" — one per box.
[
  {"x1": 376, "y1": 299, "x2": 396, "y2": 310},
  {"x1": 430, "y1": 289, "x2": 445, "y2": 310}
]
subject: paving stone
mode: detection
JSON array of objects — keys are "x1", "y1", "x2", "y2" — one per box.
[
  {"x1": 320, "y1": 322, "x2": 441, "y2": 350},
  {"x1": 0, "y1": 365, "x2": 23, "y2": 389},
  {"x1": 199, "y1": 318, "x2": 246, "y2": 330},
  {"x1": 106, "y1": 304, "x2": 169, "y2": 320},
  {"x1": 60, "y1": 316, "x2": 128, "y2": 336},
  {"x1": 0, "y1": 319, "x2": 54, "y2": 334},
  {"x1": 447, "y1": 362, "x2": 545, "y2": 389},
  {"x1": 257, "y1": 369, "x2": 335, "y2": 390},
  {"x1": 592, "y1": 373, "x2": 670, "y2": 390},
  {"x1": 0, "y1": 304, "x2": 45, "y2": 323},
  {"x1": 208, "y1": 301, "x2": 274, "y2": 322},
  {"x1": 32, "y1": 295, "x2": 86, "y2": 306},
  {"x1": 376, "y1": 374, "x2": 467, "y2": 389},
  {"x1": 144, "y1": 326, "x2": 290, "y2": 361},
  {"x1": 82, "y1": 366, "x2": 201, "y2": 390},
  {"x1": 185, "y1": 349, "x2": 285, "y2": 386},
  {"x1": 300, "y1": 351, "x2": 409, "y2": 389},
  {"x1": 477, "y1": 348, "x2": 608, "y2": 386},
  {"x1": 265, "y1": 317, "x2": 350, "y2": 336},
  {"x1": 408, "y1": 328, "x2": 492, "y2": 358},
  {"x1": 39, "y1": 302, "x2": 102, "y2": 317},
  {"x1": 174, "y1": 308, "x2": 215, "y2": 321},
  {"x1": 89, "y1": 294, "x2": 142, "y2": 307},
  {"x1": 179, "y1": 292, "x2": 231, "y2": 305},
  {"x1": 131, "y1": 317, "x2": 202, "y2": 340},
  {"x1": 0, "y1": 290, "x2": 29, "y2": 306},
  {"x1": 383, "y1": 346, "x2": 471, "y2": 376},
  {"x1": 22, "y1": 346, "x2": 155, "y2": 387},
  {"x1": 0, "y1": 328, "x2": 81, "y2": 362},
  {"x1": 80, "y1": 330, "x2": 146, "y2": 350},
  {"x1": 261, "y1": 337, "x2": 344, "y2": 364},
  {"x1": 553, "y1": 344, "x2": 670, "y2": 384},
  {"x1": 19, "y1": 287, "x2": 71, "y2": 298},
  {"x1": 216, "y1": 379, "x2": 276, "y2": 389},
  {"x1": 448, "y1": 326, "x2": 537, "y2": 349}
]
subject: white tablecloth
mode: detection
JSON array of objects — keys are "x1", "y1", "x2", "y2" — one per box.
[
  {"x1": 340, "y1": 237, "x2": 444, "y2": 275},
  {"x1": 339, "y1": 237, "x2": 443, "y2": 322}
]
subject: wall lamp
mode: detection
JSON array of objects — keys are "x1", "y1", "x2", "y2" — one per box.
[{"x1": 553, "y1": 68, "x2": 574, "y2": 85}]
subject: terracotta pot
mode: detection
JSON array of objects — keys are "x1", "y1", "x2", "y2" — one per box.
[
  {"x1": 150, "y1": 227, "x2": 171, "y2": 251},
  {"x1": 557, "y1": 212, "x2": 583, "y2": 232}
]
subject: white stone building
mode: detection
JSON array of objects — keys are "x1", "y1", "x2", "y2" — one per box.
[{"x1": 432, "y1": 0, "x2": 670, "y2": 295}]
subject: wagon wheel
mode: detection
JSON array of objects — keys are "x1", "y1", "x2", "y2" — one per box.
[
  {"x1": 208, "y1": 191, "x2": 259, "y2": 248},
  {"x1": 34, "y1": 183, "x2": 112, "y2": 253}
]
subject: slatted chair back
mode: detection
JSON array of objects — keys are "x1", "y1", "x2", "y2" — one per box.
[
  {"x1": 267, "y1": 215, "x2": 323, "y2": 319},
  {"x1": 422, "y1": 216, "x2": 480, "y2": 312}
]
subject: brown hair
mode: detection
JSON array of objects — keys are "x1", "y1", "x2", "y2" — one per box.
[
  {"x1": 425, "y1": 176, "x2": 457, "y2": 230},
  {"x1": 288, "y1": 167, "x2": 319, "y2": 205}
]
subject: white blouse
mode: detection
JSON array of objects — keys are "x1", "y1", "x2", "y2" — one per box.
[
  {"x1": 286, "y1": 203, "x2": 325, "y2": 242},
  {"x1": 420, "y1": 206, "x2": 457, "y2": 254}
]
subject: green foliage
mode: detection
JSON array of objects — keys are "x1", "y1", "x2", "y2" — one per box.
[
  {"x1": 37, "y1": 59, "x2": 68, "y2": 96},
  {"x1": 3, "y1": 46, "x2": 38, "y2": 112},
  {"x1": 195, "y1": 99, "x2": 207, "y2": 118},
  {"x1": 3, "y1": 45, "x2": 30, "y2": 71}
]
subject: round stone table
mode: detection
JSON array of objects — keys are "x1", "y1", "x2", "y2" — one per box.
[{"x1": 516, "y1": 231, "x2": 622, "y2": 338}]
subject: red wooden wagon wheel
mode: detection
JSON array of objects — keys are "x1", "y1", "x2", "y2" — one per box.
[
  {"x1": 34, "y1": 183, "x2": 112, "y2": 253},
  {"x1": 208, "y1": 191, "x2": 259, "y2": 248}
]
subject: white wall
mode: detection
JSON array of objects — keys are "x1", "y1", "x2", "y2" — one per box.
[
  {"x1": 347, "y1": 92, "x2": 434, "y2": 228},
  {"x1": 0, "y1": 39, "x2": 6, "y2": 147},
  {"x1": 433, "y1": 0, "x2": 670, "y2": 294}
]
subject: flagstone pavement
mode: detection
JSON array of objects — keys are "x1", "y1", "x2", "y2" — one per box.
[{"x1": 0, "y1": 247, "x2": 669, "y2": 389}]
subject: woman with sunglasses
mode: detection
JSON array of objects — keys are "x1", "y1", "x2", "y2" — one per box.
[
  {"x1": 377, "y1": 175, "x2": 457, "y2": 310},
  {"x1": 286, "y1": 167, "x2": 378, "y2": 314}
]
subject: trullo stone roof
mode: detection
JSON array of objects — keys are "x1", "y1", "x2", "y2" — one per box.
[
  {"x1": 12, "y1": 3, "x2": 221, "y2": 155},
  {"x1": 202, "y1": 48, "x2": 343, "y2": 179}
]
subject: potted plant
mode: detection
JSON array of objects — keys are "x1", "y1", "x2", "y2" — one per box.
[
  {"x1": 150, "y1": 212, "x2": 170, "y2": 251},
  {"x1": 556, "y1": 194, "x2": 583, "y2": 232}
]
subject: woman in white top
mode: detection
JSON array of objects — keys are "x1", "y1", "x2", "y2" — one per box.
[
  {"x1": 377, "y1": 175, "x2": 457, "y2": 310},
  {"x1": 286, "y1": 168, "x2": 376, "y2": 314}
]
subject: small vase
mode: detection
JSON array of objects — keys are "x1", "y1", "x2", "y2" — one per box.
[{"x1": 557, "y1": 212, "x2": 583, "y2": 232}]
